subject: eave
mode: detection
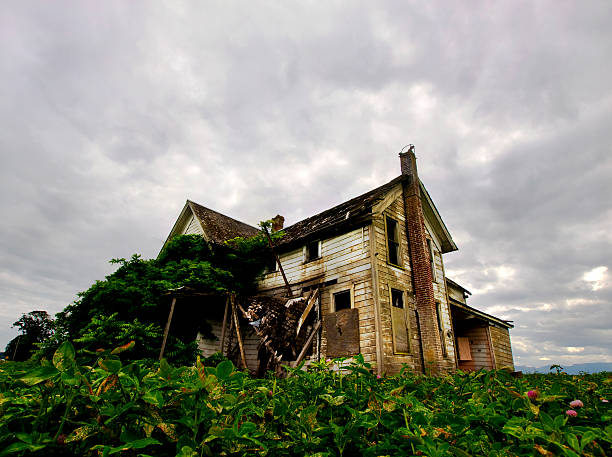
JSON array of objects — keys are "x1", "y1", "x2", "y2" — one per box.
[
  {"x1": 450, "y1": 298, "x2": 514, "y2": 329},
  {"x1": 419, "y1": 181, "x2": 458, "y2": 253}
]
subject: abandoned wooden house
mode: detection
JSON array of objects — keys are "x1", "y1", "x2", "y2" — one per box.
[{"x1": 162, "y1": 146, "x2": 514, "y2": 375}]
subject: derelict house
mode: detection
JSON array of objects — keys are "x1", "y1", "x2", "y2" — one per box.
[{"x1": 162, "y1": 147, "x2": 514, "y2": 375}]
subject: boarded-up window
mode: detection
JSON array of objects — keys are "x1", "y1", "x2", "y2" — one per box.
[
  {"x1": 457, "y1": 337, "x2": 472, "y2": 361},
  {"x1": 333, "y1": 290, "x2": 351, "y2": 312},
  {"x1": 391, "y1": 288, "x2": 410, "y2": 353},
  {"x1": 324, "y1": 308, "x2": 360, "y2": 358},
  {"x1": 386, "y1": 217, "x2": 401, "y2": 266}
]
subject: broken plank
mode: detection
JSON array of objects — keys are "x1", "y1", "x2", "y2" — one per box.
[
  {"x1": 295, "y1": 320, "x2": 322, "y2": 366},
  {"x1": 296, "y1": 288, "x2": 319, "y2": 336}
]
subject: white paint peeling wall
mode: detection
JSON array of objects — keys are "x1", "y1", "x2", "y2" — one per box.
[
  {"x1": 426, "y1": 223, "x2": 456, "y2": 362},
  {"x1": 184, "y1": 214, "x2": 204, "y2": 235},
  {"x1": 259, "y1": 227, "x2": 370, "y2": 290}
]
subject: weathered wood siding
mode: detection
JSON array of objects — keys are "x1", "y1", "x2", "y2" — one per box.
[
  {"x1": 456, "y1": 326, "x2": 493, "y2": 371},
  {"x1": 259, "y1": 227, "x2": 377, "y2": 366},
  {"x1": 197, "y1": 321, "x2": 224, "y2": 357},
  {"x1": 424, "y1": 220, "x2": 456, "y2": 370},
  {"x1": 447, "y1": 282, "x2": 466, "y2": 304},
  {"x1": 372, "y1": 191, "x2": 456, "y2": 374},
  {"x1": 373, "y1": 197, "x2": 421, "y2": 374},
  {"x1": 184, "y1": 214, "x2": 203, "y2": 235},
  {"x1": 196, "y1": 320, "x2": 259, "y2": 372},
  {"x1": 490, "y1": 326, "x2": 514, "y2": 369}
]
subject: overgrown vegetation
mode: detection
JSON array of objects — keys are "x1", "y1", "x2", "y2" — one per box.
[
  {"x1": 0, "y1": 343, "x2": 610, "y2": 456},
  {"x1": 4, "y1": 311, "x2": 55, "y2": 362},
  {"x1": 12, "y1": 230, "x2": 279, "y2": 364}
]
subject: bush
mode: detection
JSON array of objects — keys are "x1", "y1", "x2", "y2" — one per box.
[{"x1": 0, "y1": 344, "x2": 610, "y2": 456}]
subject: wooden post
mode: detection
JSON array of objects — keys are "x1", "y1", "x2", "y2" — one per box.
[
  {"x1": 230, "y1": 294, "x2": 248, "y2": 369},
  {"x1": 295, "y1": 320, "x2": 322, "y2": 366},
  {"x1": 219, "y1": 296, "x2": 230, "y2": 355},
  {"x1": 263, "y1": 226, "x2": 293, "y2": 298},
  {"x1": 159, "y1": 296, "x2": 177, "y2": 361}
]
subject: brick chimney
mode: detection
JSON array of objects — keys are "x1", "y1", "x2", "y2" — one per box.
[
  {"x1": 399, "y1": 146, "x2": 446, "y2": 374},
  {"x1": 271, "y1": 214, "x2": 284, "y2": 232}
]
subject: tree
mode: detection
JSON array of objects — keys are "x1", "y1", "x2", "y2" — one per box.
[
  {"x1": 5, "y1": 310, "x2": 54, "y2": 361},
  {"x1": 45, "y1": 231, "x2": 279, "y2": 364}
]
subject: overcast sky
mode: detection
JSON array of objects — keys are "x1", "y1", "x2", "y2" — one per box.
[{"x1": 1, "y1": 1, "x2": 610, "y2": 367}]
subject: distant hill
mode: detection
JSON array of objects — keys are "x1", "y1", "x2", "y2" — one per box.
[{"x1": 516, "y1": 362, "x2": 612, "y2": 374}]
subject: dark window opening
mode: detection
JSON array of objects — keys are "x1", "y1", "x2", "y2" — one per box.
[
  {"x1": 265, "y1": 254, "x2": 277, "y2": 273},
  {"x1": 386, "y1": 217, "x2": 400, "y2": 266},
  {"x1": 305, "y1": 240, "x2": 320, "y2": 262},
  {"x1": 391, "y1": 288, "x2": 404, "y2": 309},
  {"x1": 334, "y1": 290, "x2": 351, "y2": 312}
]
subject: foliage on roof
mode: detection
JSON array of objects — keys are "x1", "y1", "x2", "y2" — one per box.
[{"x1": 45, "y1": 231, "x2": 278, "y2": 364}]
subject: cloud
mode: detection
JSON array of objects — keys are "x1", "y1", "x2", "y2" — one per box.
[
  {"x1": 0, "y1": 1, "x2": 611, "y2": 367},
  {"x1": 583, "y1": 266, "x2": 608, "y2": 291}
]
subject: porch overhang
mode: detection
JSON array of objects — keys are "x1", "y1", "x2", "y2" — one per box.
[{"x1": 450, "y1": 298, "x2": 513, "y2": 329}]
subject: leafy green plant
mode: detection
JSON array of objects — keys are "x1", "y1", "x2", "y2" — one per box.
[{"x1": 0, "y1": 346, "x2": 610, "y2": 456}]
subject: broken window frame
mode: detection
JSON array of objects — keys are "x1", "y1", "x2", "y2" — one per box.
[
  {"x1": 304, "y1": 240, "x2": 321, "y2": 263},
  {"x1": 385, "y1": 216, "x2": 402, "y2": 267}
]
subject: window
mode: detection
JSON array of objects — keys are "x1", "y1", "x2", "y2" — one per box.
[
  {"x1": 305, "y1": 240, "x2": 321, "y2": 262},
  {"x1": 427, "y1": 239, "x2": 438, "y2": 282},
  {"x1": 391, "y1": 288, "x2": 404, "y2": 309},
  {"x1": 333, "y1": 290, "x2": 351, "y2": 312},
  {"x1": 386, "y1": 217, "x2": 401, "y2": 266},
  {"x1": 265, "y1": 253, "x2": 277, "y2": 273},
  {"x1": 390, "y1": 287, "x2": 410, "y2": 353},
  {"x1": 436, "y1": 301, "x2": 447, "y2": 357}
]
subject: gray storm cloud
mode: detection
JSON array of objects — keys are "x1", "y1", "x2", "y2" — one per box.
[{"x1": 1, "y1": 1, "x2": 610, "y2": 366}]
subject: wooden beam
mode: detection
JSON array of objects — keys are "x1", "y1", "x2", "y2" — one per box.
[
  {"x1": 263, "y1": 226, "x2": 293, "y2": 298},
  {"x1": 296, "y1": 288, "x2": 319, "y2": 336},
  {"x1": 159, "y1": 297, "x2": 177, "y2": 361},
  {"x1": 368, "y1": 223, "x2": 385, "y2": 376},
  {"x1": 219, "y1": 296, "x2": 230, "y2": 355},
  {"x1": 230, "y1": 294, "x2": 248, "y2": 370},
  {"x1": 295, "y1": 320, "x2": 322, "y2": 366}
]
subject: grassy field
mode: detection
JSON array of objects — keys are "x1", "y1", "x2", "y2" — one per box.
[{"x1": 0, "y1": 343, "x2": 610, "y2": 456}]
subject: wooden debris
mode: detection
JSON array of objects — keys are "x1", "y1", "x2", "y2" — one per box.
[
  {"x1": 296, "y1": 288, "x2": 319, "y2": 336},
  {"x1": 295, "y1": 320, "x2": 321, "y2": 366}
]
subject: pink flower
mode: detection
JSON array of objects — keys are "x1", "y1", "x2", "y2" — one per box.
[
  {"x1": 566, "y1": 409, "x2": 578, "y2": 417},
  {"x1": 377, "y1": 374, "x2": 382, "y2": 379},
  {"x1": 527, "y1": 390, "x2": 538, "y2": 400},
  {"x1": 602, "y1": 399, "x2": 609, "y2": 403},
  {"x1": 569, "y1": 399, "x2": 583, "y2": 408},
  {"x1": 326, "y1": 358, "x2": 332, "y2": 363}
]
